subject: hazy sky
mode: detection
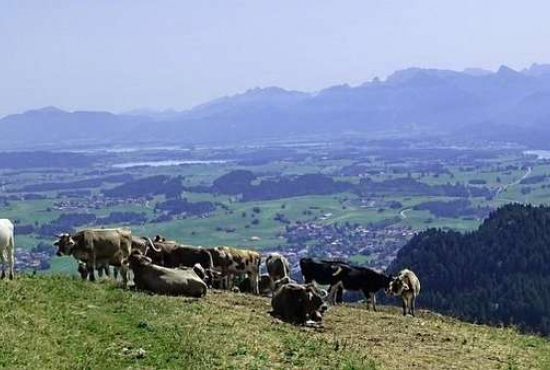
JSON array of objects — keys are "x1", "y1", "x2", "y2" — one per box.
[{"x1": 2, "y1": 0, "x2": 550, "y2": 117}]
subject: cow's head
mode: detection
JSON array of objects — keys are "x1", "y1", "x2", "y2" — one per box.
[
  {"x1": 153, "y1": 234, "x2": 166, "y2": 243},
  {"x1": 128, "y1": 250, "x2": 153, "y2": 270},
  {"x1": 303, "y1": 283, "x2": 328, "y2": 320},
  {"x1": 387, "y1": 276, "x2": 409, "y2": 296},
  {"x1": 54, "y1": 233, "x2": 76, "y2": 256}
]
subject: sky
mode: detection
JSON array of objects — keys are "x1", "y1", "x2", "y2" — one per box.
[{"x1": 1, "y1": 0, "x2": 550, "y2": 117}]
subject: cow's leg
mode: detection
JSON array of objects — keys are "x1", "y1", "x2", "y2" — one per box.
[
  {"x1": 337, "y1": 284, "x2": 343, "y2": 304},
  {"x1": 250, "y1": 271, "x2": 259, "y2": 295},
  {"x1": 0, "y1": 246, "x2": 6, "y2": 279},
  {"x1": 410, "y1": 296, "x2": 416, "y2": 317},
  {"x1": 401, "y1": 297, "x2": 407, "y2": 316},
  {"x1": 371, "y1": 292, "x2": 377, "y2": 312},
  {"x1": 87, "y1": 252, "x2": 96, "y2": 282},
  {"x1": 7, "y1": 236, "x2": 15, "y2": 279},
  {"x1": 327, "y1": 284, "x2": 338, "y2": 305}
]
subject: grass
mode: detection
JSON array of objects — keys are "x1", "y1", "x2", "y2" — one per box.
[{"x1": 0, "y1": 276, "x2": 549, "y2": 369}]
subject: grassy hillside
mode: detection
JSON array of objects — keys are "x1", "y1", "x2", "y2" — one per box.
[{"x1": 1, "y1": 276, "x2": 549, "y2": 370}]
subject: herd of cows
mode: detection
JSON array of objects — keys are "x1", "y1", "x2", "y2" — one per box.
[{"x1": 0, "y1": 219, "x2": 420, "y2": 324}]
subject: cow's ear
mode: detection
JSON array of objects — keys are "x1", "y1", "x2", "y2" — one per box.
[{"x1": 402, "y1": 283, "x2": 410, "y2": 291}]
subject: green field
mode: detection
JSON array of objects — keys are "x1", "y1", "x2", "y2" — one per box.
[{"x1": 1, "y1": 276, "x2": 549, "y2": 370}]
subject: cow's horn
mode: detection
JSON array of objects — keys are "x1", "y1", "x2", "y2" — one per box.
[
  {"x1": 146, "y1": 237, "x2": 161, "y2": 252},
  {"x1": 332, "y1": 265, "x2": 343, "y2": 277}
]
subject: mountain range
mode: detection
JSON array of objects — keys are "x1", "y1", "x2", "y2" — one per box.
[{"x1": 3, "y1": 63, "x2": 550, "y2": 149}]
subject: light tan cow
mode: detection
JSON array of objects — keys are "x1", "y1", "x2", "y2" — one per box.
[{"x1": 388, "y1": 269, "x2": 421, "y2": 316}]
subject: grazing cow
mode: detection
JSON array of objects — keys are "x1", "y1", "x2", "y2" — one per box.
[
  {"x1": 128, "y1": 250, "x2": 207, "y2": 297},
  {"x1": 0, "y1": 219, "x2": 15, "y2": 279},
  {"x1": 208, "y1": 246, "x2": 261, "y2": 294},
  {"x1": 299, "y1": 258, "x2": 346, "y2": 303},
  {"x1": 329, "y1": 265, "x2": 391, "y2": 311},
  {"x1": 266, "y1": 253, "x2": 291, "y2": 291},
  {"x1": 54, "y1": 228, "x2": 132, "y2": 286},
  {"x1": 388, "y1": 269, "x2": 421, "y2": 316},
  {"x1": 271, "y1": 282, "x2": 328, "y2": 324},
  {"x1": 237, "y1": 274, "x2": 272, "y2": 295}
]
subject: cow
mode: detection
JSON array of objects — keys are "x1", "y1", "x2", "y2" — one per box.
[
  {"x1": 77, "y1": 260, "x2": 118, "y2": 280},
  {"x1": 329, "y1": 265, "x2": 391, "y2": 311},
  {"x1": 208, "y1": 246, "x2": 261, "y2": 294},
  {"x1": 236, "y1": 274, "x2": 272, "y2": 295},
  {"x1": 128, "y1": 250, "x2": 207, "y2": 297},
  {"x1": 54, "y1": 228, "x2": 132, "y2": 286},
  {"x1": 266, "y1": 253, "x2": 291, "y2": 291},
  {"x1": 299, "y1": 257, "x2": 347, "y2": 303},
  {"x1": 388, "y1": 269, "x2": 421, "y2": 316},
  {"x1": 144, "y1": 239, "x2": 214, "y2": 272},
  {"x1": 0, "y1": 219, "x2": 15, "y2": 280},
  {"x1": 271, "y1": 282, "x2": 328, "y2": 324}
]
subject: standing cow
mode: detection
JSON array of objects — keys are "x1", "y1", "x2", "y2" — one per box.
[
  {"x1": 0, "y1": 219, "x2": 15, "y2": 279},
  {"x1": 329, "y1": 265, "x2": 391, "y2": 311},
  {"x1": 208, "y1": 246, "x2": 261, "y2": 294},
  {"x1": 54, "y1": 228, "x2": 132, "y2": 286},
  {"x1": 266, "y1": 253, "x2": 291, "y2": 292},
  {"x1": 388, "y1": 269, "x2": 421, "y2": 316},
  {"x1": 299, "y1": 258, "x2": 346, "y2": 303}
]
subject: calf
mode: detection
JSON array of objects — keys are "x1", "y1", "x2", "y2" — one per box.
[
  {"x1": 271, "y1": 282, "x2": 328, "y2": 324},
  {"x1": 388, "y1": 269, "x2": 421, "y2": 316},
  {"x1": 128, "y1": 250, "x2": 207, "y2": 297},
  {"x1": 208, "y1": 246, "x2": 261, "y2": 294},
  {"x1": 330, "y1": 265, "x2": 391, "y2": 311},
  {"x1": 266, "y1": 253, "x2": 291, "y2": 291},
  {"x1": 0, "y1": 219, "x2": 15, "y2": 279}
]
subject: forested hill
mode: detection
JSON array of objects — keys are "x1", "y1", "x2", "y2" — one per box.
[{"x1": 389, "y1": 203, "x2": 550, "y2": 335}]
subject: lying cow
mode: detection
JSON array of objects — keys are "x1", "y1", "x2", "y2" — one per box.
[
  {"x1": 0, "y1": 219, "x2": 15, "y2": 279},
  {"x1": 54, "y1": 228, "x2": 132, "y2": 286},
  {"x1": 388, "y1": 269, "x2": 421, "y2": 316},
  {"x1": 299, "y1": 258, "x2": 346, "y2": 303},
  {"x1": 208, "y1": 246, "x2": 261, "y2": 294},
  {"x1": 271, "y1": 282, "x2": 328, "y2": 324},
  {"x1": 266, "y1": 253, "x2": 291, "y2": 291},
  {"x1": 128, "y1": 250, "x2": 207, "y2": 297},
  {"x1": 330, "y1": 265, "x2": 391, "y2": 311}
]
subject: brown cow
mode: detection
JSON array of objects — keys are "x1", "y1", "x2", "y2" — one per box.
[
  {"x1": 208, "y1": 246, "x2": 261, "y2": 294},
  {"x1": 128, "y1": 250, "x2": 207, "y2": 297},
  {"x1": 271, "y1": 282, "x2": 328, "y2": 324},
  {"x1": 54, "y1": 228, "x2": 132, "y2": 286}
]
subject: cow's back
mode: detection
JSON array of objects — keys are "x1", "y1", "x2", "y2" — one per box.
[
  {"x1": 0, "y1": 219, "x2": 14, "y2": 246},
  {"x1": 401, "y1": 269, "x2": 420, "y2": 296},
  {"x1": 81, "y1": 228, "x2": 132, "y2": 259}
]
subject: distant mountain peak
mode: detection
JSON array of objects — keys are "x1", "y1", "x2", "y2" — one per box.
[
  {"x1": 30, "y1": 106, "x2": 65, "y2": 114},
  {"x1": 522, "y1": 63, "x2": 550, "y2": 77},
  {"x1": 497, "y1": 65, "x2": 520, "y2": 76}
]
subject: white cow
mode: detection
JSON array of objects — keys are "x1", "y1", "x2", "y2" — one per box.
[{"x1": 0, "y1": 219, "x2": 15, "y2": 279}]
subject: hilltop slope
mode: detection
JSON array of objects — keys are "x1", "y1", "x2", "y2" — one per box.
[
  {"x1": 0, "y1": 276, "x2": 549, "y2": 369},
  {"x1": 390, "y1": 203, "x2": 550, "y2": 335}
]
